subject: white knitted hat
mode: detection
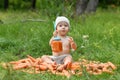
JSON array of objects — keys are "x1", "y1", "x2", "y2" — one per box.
[{"x1": 55, "y1": 16, "x2": 70, "y2": 30}]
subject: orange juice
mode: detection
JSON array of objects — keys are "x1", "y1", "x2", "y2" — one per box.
[{"x1": 51, "y1": 39, "x2": 62, "y2": 52}]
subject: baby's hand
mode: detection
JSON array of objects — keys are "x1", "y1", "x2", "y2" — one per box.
[
  {"x1": 53, "y1": 30, "x2": 58, "y2": 37},
  {"x1": 68, "y1": 37, "x2": 77, "y2": 51}
]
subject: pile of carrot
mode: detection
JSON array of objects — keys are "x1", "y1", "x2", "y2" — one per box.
[
  {"x1": 2, "y1": 55, "x2": 117, "y2": 78},
  {"x1": 78, "y1": 59, "x2": 117, "y2": 75}
]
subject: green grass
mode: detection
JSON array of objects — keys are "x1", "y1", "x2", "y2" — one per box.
[{"x1": 0, "y1": 9, "x2": 120, "y2": 80}]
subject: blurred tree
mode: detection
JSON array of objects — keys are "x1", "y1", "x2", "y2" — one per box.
[
  {"x1": 31, "y1": 0, "x2": 36, "y2": 9},
  {"x1": 99, "y1": 0, "x2": 120, "y2": 8},
  {"x1": 4, "y1": 0, "x2": 9, "y2": 9},
  {"x1": 76, "y1": 0, "x2": 99, "y2": 15}
]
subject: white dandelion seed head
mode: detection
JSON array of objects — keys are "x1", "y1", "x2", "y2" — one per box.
[
  {"x1": 83, "y1": 35, "x2": 89, "y2": 39},
  {"x1": 81, "y1": 46, "x2": 85, "y2": 48}
]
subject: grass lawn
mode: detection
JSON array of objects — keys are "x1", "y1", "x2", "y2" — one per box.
[{"x1": 0, "y1": 9, "x2": 120, "y2": 80}]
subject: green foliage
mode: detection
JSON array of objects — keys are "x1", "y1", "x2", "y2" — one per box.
[
  {"x1": 0, "y1": 0, "x2": 76, "y2": 16},
  {"x1": 0, "y1": 0, "x2": 31, "y2": 9},
  {"x1": 36, "y1": 0, "x2": 76, "y2": 16},
  {"x1": 0, "y1": 0, "x2": 4, "y2": 8},
  {"x1": 99, "y1": 0, "x2": 120, "y2": 8},
  {"x1": 1, "y1": 0, "x2": 120, "y2": 16},
  {"x1": 9, "y1": 0, "x2": 31, "y2": 9}
]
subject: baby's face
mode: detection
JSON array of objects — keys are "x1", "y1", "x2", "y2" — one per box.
[{"x1": 56, "y1": 21, "x2": 69, "y2": 36}]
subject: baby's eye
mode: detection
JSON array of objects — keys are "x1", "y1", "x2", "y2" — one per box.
[
  {"x1": 59, "y1": 25, "x2": 62, "y2": 27},
  {"x1": 64, "y1": 25, "x2": 68, "y2": 27}
]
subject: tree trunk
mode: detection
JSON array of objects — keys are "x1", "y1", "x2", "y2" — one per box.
[
  {"x1": 76, "y1": 0, "x2": 88, "y2": 15},
  {"x1": 4, "y1": 0, "x2": 9, "y2": 9},
  {"x1": 85, "y1": 0, "x2": 99, "y2": 13},
  {"x1": 76, "y1": 0, "x2": 99, "y2": 16},
  {"x1": 31, "y1": 0, "x2": 36, "y2": 9}
]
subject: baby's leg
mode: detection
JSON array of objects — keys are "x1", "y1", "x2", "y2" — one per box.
[
  {"x1": 41, "y1": 55, "x2": 57, "y2": 70},
  {"x1": 41, "y1": 55, "x2": 55, "y2": 64},
  {"x1": 63, "y1": 55, "x2": 72, "y2": 67},
  {"x1": 57, "y1": 55, "x2": 72, "y2": 71}
]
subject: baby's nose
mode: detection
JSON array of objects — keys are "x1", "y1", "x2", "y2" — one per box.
[
  {"x1": 62, "y1": 27, "x2": 65, "y2": 29},
  {"x1": 62, "y1": 26, "x2": 65, "y2": 28}
]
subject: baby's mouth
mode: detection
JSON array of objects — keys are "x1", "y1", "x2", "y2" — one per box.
[{"x1": 62, "y1": 30, "x2": 65, "y2": 32}]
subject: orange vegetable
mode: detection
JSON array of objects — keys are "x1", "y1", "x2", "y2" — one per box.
[
  {"x1": 71, "y1": 63, "x2": 81, "y2": 71},
  {"x1": 4, "y1": 56, "x2": 117, "y2": 77},
  {"x1": 27, "y1": 58, "x2": 34, "y2": 65},
  {"x1": 108, "y1": 62, "x2": 117, "y2": 70},
  {"x1": 57, "y1": 65, "x2": 65, "y2": 72},
  {"x1": 41, "y1": 62, "x2": 55, "y2": 70},
  {"x1": 33, "y1": 60, "x2": 39, "y2": 66},
  {"x1": 62, "y1": 70, "x2": 71, "y2": 78},
  {"x1": 9, "y1": 61, "x2": 20, "y2": 65},
  {"x1": 39, "y1": 65, "x2": 48, "y2": 71},
  {"x1": 36, "y1": 58, "x2": 42, "y2": 64},
  {"x1": 66, "y1": 62, "x2": 72, "y2": 70},
  {"x1": 27, "y1": 55, "x2": 36, "y2": 62},
  {"x1": 13, "y1": 63, "x2": 28, "y2": 70},
  {"x1": 19, "y1": 58, "x2": 29, "y2": 63}
]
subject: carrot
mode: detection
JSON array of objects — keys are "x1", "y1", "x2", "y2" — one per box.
[
  {"x1": 39, "y1": 64, "x2": 48, "y2": 71},
  {"x1": 92, "y1": 72, "x2": 102, "y2": 75},
  {"x1": 51, "y1": 71, "x2": 65, "y2": 77},
  {"x1": 13, "y1": 63, "x2": 28, "y2": 70},
  {"x1": 102, "y1": 68, "x2": 113, "y2": 74},
  {"x1": 41, "y1": 62, "x2": 54, "y2": 70},
  {"x1": 9, "y1": 61, "x2": 20, "y2": 65},
  {"x1": 57, "y1": 65, "x2": 65, "y2": 72},
  {"x1": 27, "y1": 55, "x2": 36, "y2": 62},
  {"x1": 5, "y1": 56, "x2": 117, "y2": 76},
  {"x1": 52, "y1": 70, "x2": 71, "y2": 78},
  {"x1": 19, "y1": 58, "x2": 29, "y2": 63},
  {"x1": 48, "y1": 64, "x2": 55, "y2": 70},
  {"x1": 27, "y1": 58, "x2": 34, "y2": 65},
  {"x1": 34, "y1": 65, "x2": 39, "y2": 68},
  {"x1": 62, "y1": 70, "x2": 71, "y2": 78},
  {"x1": 36, "y1": 58, "x2": 42, "y2": 64},
  {"x1": 33, "y1": 64, "x2": 47, "y2": 71},
  {"x1": 88, "y1": 64, "x2": 98, "y2": 69},
  {"x1": 25, "y1": 60, "x2": 31, "y2": 67},
  {"x1": 66, "y1": 62, "x2": 72, "y2": 70},
  {"x1": 51, "y1": 62, "x2": 57, "y2": 66},
  {"x1": 71, "y1": 70, "x2": 75, "y2": 74},
  {"x1": 97, "y1": 63, "x2": 105, "y2": 70},
  {"x1": 71, "y1": 63, "x2": 80, "y2": 71},
  {"x1": 107, "y1": 62, "x2": 117, "y2": 70},
  {"x1": 35, "y1": 67, "x2": 40, "y2": 71},
  {"x1": 33, "y1": 60, "x2": 39, "y2": 67}
]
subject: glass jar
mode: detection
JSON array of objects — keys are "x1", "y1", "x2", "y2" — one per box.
[{"x1": 51, "y1": 37, "x2": 62, "y2": 52}]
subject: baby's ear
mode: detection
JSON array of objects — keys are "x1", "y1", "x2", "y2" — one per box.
[
  {"x1": 56, "y1": 28, "x2": 57, "y2": 30},
  {"x1": 56, "y1": 30, "x2": 58, "y2": 32}
]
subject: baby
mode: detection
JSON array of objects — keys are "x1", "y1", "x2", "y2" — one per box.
[{"x1": 41, "y1": 16, "x2": 77, "y2": 70}]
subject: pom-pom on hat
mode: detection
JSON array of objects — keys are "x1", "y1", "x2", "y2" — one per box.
[{"x1": 54, "y1": 16, "x2": 70, "y2": 30}]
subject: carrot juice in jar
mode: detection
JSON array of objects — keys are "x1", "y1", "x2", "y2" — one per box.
[{"x1": 51, "y1": 37, "x2": 62, "y2": 52}]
